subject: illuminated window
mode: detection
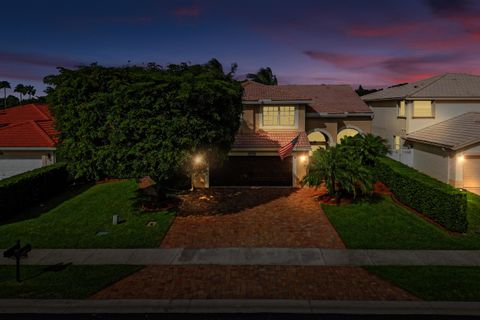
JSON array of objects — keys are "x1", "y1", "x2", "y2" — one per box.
[
  {"x1": 394, "y1": 135, "x2": 401, "y2": 150},
  {"x1": 308, "y1": 131, "x2": 328, "y2": 153},
  {"x1": 413, "y1": 101, "x2": 434, "y2": 118},
  {"x1": 337, "y1": 128, "x2": 359, "y2": 144},
  {"x1": 398, "y1": 100, "x2": 406, "y2": 117},
  {"x1": 262, "y1": 106, "x2": 295, "y2": 127}
]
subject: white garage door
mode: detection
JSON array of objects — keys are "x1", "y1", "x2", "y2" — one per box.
[
  {"x1": 0, "y1": 155, "x2": 43, "y2": 180},
  {"x1": 463, "y1": 156, "x2": 480, "y2": 188}
]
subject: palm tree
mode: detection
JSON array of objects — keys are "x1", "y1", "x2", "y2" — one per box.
[
  {"x1": 0, "y1": 81, "x2": 10, "y2": 110},
  {"x1": 246, "y1": 67, "x2": 278, "y2": 85},
  {"x1": 340, "y1": 133, "x2": 388, "y2": 166},
  {"x1": 25, "y1": 85, "x2": 36, "y2": 100},
  {"x1": 14, "y1": 84, "x2": 27, "y2": 103}
]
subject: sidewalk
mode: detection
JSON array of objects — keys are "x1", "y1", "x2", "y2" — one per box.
[
  {"x1": 2, "y1": 299, "x2": 480, "y2": 315},
  {"x1": 2, "y1": 248, "x2": 480, "y2": 266}
]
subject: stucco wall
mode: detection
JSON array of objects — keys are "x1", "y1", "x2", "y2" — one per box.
[
  {"x1": 411, "y1": 142, "x2": 450, "y2": 183},
  {"x1": 408, "y1": 101, "x2": 480, "y2": 133},
  {"x1": 368, "y1": 100, "x2": 407, "y2": 149},
  {"x1": 305, "y1": 116, "x2": 371, "y2": 146}
]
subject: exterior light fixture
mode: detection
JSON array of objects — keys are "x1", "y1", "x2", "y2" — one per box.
[
  {"x1": 458, "y1": 155, "x2": 465, "y2": 162},
  {"x1": 299, "y1": 155, "x2": 308, "y2": 163},
  {"x1": 193, "y1": 155, "x2": 203, "y2": 165}
]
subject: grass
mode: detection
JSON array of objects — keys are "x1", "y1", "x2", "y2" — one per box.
[
  {"x1": 367, "y1": 266, "x2": 480, "y2": 301},
  {"x1": 322, "y1": 193, "x2": 480, "y2": 249},
  {"x1": 0, "y1": 180, "x2": 175, "y2": 248},
  {"x1": 0, "y1": 265, "x2": 141, "y2": 299}
]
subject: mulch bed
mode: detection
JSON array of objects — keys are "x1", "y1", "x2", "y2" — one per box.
[{"x1": 177, "y1": 187, "x2": 295, "y2": 216}]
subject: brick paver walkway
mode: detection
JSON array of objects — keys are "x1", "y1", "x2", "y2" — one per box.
[
  {"x1": 161, "y1": 188, "x2": 345, "y2": 248},
  {"x1": 92, "y1": 265, "x2": 417, "y2": 300}
]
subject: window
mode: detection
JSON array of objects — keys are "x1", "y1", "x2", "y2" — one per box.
[
  {"x1": 308, "y1": 131, "x2": 328, "y2": 153},
  {"x1": 394, "y1": 135, "x2": 401, "y2": 150},
  {"x1": 398, "y1": 100, "x2": 406, "y2": 117},
  {"x1": 413, "y1": 101, "x2": 434, "y2": 118},
  {"x1": 262, "y1": 106, "x2": 295, "y2": 127},
  {"x1": 337, "y1": 128, "x2": 359, "y2": 144}
]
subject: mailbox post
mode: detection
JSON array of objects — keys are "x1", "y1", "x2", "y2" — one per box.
[{"x1": 3, "y1": 240, "x2": 32, "y2": 282}]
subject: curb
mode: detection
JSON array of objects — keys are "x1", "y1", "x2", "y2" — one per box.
[{"x1": 1, "y1": 299, "x2": 480, "y2": 315}]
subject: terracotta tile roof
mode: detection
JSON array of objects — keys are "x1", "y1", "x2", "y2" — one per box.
[
  {"x1": 242, "y1": 81, "x2": 372, "y2": 114},
  {"x1": 0, "y1": 104, "x2": 57, "y2": 148},
  {"x1": 233, "y1": 130, "x2": 311, "y2": 150},
  {"x1": 404, "y1": 112, "x2": 480, "y2": 150},
  {"x1": 362, "y1": 73, "x2": 480, "y2": 101}
]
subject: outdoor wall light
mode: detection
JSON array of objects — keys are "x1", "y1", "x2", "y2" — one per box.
[
  {"x1": 299, "y1": 155, "x2": 308, "y2": 163},
  {"x1": 458, "y1": 154, "x2": 465, "y2": 162},
  {"x1": 193, "y1": 155, "x2": 203, "y2": 165}
]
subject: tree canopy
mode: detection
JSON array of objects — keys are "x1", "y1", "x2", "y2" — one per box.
[
  {"x1": 246, "y1": 67, "x2": 278, "y2": 85},
  {"x1": 44, "y1": 60, "x2": 244, "y2": 183}
]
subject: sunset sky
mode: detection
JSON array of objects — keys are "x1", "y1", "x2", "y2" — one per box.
[{"x1": 1, "y1": 0, "x2": 480, "y2": 94}]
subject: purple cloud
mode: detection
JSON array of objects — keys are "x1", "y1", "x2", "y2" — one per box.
[{"x1": 0, "y1": 51, "x2": 82, "y2": 68}]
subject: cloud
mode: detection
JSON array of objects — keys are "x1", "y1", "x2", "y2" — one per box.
[
  {"x1": 0, "y1": 51, "x2": 82, "y2": 68},
  {"x1": 304, "y1": 50, "x2": 384, "y2": 69},
  {"x1": 172, "y1": 5, "x2": 201, "y2": 17},
  {"x1": 424, "y1": 0, "x2": 474, "y2": 16}
]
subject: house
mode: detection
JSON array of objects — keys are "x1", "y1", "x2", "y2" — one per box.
[
  {"x1": 0, "y1": 104, "x2": 57, "y2": 179},
  {"x1": 362, "y1": 73, "x2": 480, "y2": 191},
  {"x1": 194, "y1": 81, "x2": 373, "y2": 187}
]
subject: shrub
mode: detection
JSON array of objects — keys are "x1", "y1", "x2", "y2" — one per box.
[
  {"x1": 0, "y1": 162, "x2": 69, "y2": 220},
  {"x1": 377, "y1": 157, "x2": 468, "y2": 232}
]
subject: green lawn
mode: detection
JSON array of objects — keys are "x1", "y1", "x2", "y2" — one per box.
[
  {"x1": 367, "y1": 266, "x2": 480, "y2": 301},
  {"x1": 0, "y1": 265, "x2": 141, "y2": 299},
  {"x1": 323, "y1": 193, "x2": 480, "y2": 249},
  {"x1": 0, "y1": 180, "x2": 175, "y2": 248}
]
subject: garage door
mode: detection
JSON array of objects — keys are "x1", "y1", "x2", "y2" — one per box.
[
  {"x1": 0, "y1": 155, "x2": 43, "y2": 180},
  {"x1": 463, "y1": 156, "x2": 480, "y2": 188},
  {"x1": 209, "y1": 156, "x2": 292, "y2": 186}
]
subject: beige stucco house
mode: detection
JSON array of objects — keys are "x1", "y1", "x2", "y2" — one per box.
[
  {"x1": 362, "y1": 73, "x2": 480, "y2": 192},
  {"x1": 194, "y1": 81, "x2": 373, "y2": 188}
]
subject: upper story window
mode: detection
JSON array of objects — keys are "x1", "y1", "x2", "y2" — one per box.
[
  {"x1": 413, "y1": 100, "x2": 434, "y2": 118},
  {"x1": 262, "y1": 106, "x2": 296, "y2": 127},
  {"x1": 398, "y1": 100, "x2": 406, "y2": 117}
]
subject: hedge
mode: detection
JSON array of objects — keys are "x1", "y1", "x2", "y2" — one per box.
[
  {"x1": 0, "y1": 162, "x2": 69, "y2": 220},
  {"x1": 376, "y1": 157, "x2": 468, "y2": 232}
]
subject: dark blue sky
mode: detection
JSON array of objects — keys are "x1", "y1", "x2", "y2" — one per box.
[{"x1": 1, "y1": 0, "x2": 480, "y2": 94}]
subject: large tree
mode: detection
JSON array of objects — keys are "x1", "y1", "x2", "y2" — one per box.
[
  {"x1": 25, "y1": 85, "x2": 36, "y2": 99},
  {"x1": 44, "y1": 60, "x2": 244, "y2": 186},
  {"x1": 246, "y1": 67, "x2": 278, "y2": 85},
  {"x1": 0, "y1": 81, "x2": 10, "y2": 109}
]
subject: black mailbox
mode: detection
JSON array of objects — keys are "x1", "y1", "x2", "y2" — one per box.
[
  {"x1": 3, "y1": 241, "x2": 20, "y2": 258},
  {"x1": 3, "y1": 240, "x2": 32, "y2": 282}
]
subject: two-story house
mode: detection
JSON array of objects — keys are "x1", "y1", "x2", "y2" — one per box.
[
  {"x1": 362, "y1": 73, "x2": 480, "y2": 192},
  {"x1": 194, "y1": 81, "x2": 373, "y2": 187}
]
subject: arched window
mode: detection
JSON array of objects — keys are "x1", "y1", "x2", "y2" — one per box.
[
  {"x1": 308, "y1": 131, "x2": 328, "y2": 152},
  {"x1": 337, "y1": 128, "x2": 360, "y2": 144}
]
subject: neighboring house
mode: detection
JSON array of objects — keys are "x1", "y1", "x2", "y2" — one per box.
[
  {"x1": 0, "y1": 104, "x2": 57, "y2": 179},
  {"x1": 194, "y1": 81, "x2": 373, "y2": 187},
  {"x1": 362, "y1": 73, "x2": 480, "y2": 191}
]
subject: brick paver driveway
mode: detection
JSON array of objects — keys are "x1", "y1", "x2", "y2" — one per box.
[
  {"x1": 161, "y1": 188, "x2": 345, "y2": 248},
  {"x1": 92, "y1": 265, "x2": 417, "y2": 300}
]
